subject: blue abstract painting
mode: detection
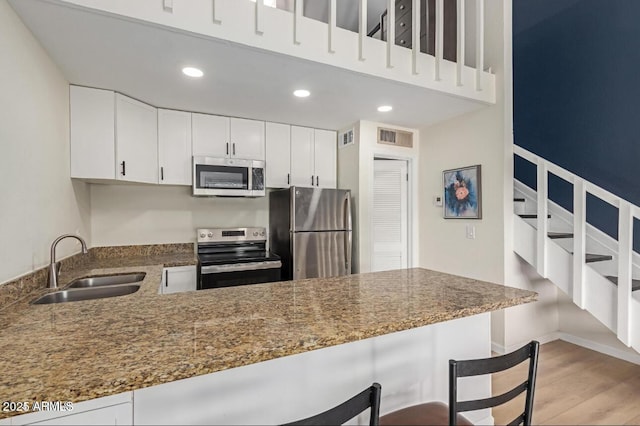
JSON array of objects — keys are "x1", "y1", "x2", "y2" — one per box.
[{"x1": 443, "y1": 165, "x2": 482, "y2": 219}]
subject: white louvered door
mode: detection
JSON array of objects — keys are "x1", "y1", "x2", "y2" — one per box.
[{"x1": 372, "y1": 159, "x2": 408, "y2": 272}]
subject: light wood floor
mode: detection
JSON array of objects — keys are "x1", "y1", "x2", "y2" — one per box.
[{"x1": 492, "y1": 340, "x2": 640, "y2": 425}]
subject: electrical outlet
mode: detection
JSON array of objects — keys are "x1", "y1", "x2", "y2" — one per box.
[
  {"x1": 466, "y1": 225, "x2": 476, "y2": 239},
  {"x1": 433, "y1": 196, "x2": 443, "y2": 207}
]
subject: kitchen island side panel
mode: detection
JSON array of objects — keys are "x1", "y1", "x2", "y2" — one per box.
[{"x1": 133, "y1": 313, "x2": 492, "y2": 426}]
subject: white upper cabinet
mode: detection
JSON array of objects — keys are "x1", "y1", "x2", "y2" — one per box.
[
  {"x1": 265, "y1": 122, "x2": 291, "y2": 188},
  {"x1": 290, "y1": 126, "x2": 337, "y2": 188},
  {"x1": 70, "y1": 86, "x2": 115, "y2": 179},
  {"x1": 192, "y1": 114, "x2": 265, "y2": 160},
  {"x1": 158, "y1": 109, "x2": 192, "y2": 186},
  {"x1": 115, "y1": 94, "x2": 158, "y2": 184},
  {"x1": 290, "y1": 126, "x2": 315, "y2": 187},
  {"x1": 191, "y1": 113, "x2": 229, "y2": 158},
  {"x1": 71, "y1": 87, "x2": 158, "y2": 184},
  {"x1": 231, "y1": 117, "x2": 265, "y2": 160},
  {"x1": 313, "y1": 129, "x2": 337, "y2": 189}
]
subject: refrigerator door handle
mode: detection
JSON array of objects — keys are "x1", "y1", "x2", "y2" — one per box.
[{"x1": 343, "y1": 195, "x2": 352, "y2": 274}]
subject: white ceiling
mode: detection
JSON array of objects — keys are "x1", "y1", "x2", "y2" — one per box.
[{"x1": 9, "y1": 0, "x2": 485, "y2": 130}]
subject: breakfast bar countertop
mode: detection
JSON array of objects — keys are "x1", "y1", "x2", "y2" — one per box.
[{"x1": 0, "y1": 265, "x2": 536, "y2": 419}]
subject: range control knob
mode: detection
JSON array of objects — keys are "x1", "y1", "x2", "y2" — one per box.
[
  {"x1": 208, "y1": 232, "x2": 213, "y2": 237},
  {"x1": 200, "y1": 233, "x2": 206, "y2": 238},
  {"x1": 253, "y1": 232, "x2": 258, "y2": 236},
  {"x1": 260, "y1": 231, "x2": 265, "y2": 236}
]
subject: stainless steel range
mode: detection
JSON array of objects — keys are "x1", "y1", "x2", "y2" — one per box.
[{"x1": 196, "y1": 227, "x2": 282, "y2": 290}]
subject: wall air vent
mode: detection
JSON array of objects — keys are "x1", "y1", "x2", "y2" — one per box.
[
  {"x1": 339, "y1": 128, "x2": 355, "y2": 148},
  {"x1": 377, "y1": 127, "x2": 413, "y2": 148}
]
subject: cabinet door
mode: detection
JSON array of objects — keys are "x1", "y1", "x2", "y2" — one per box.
[
  {"x1": 70, "y1": 86, "x2": 115, "y2": 179},
  {"x1": 313, "y1": 129, "x2": 337, "y2": 189},
  {"x1": 158, "y1": 109, "x2": 192, "y2": 186},
  {"x1": 192, "y1": 113, "x2": 229, "y2": 157},
  {"x1": 230, "y1": 117, "x2": 265, "y2": 160},
  {"x1": 115, "y1": 94, "x2": 158, "y2": 184},
  {"x1": 265, "y1": 122, "x2": 291, "y2": 188},
  {"x1": 290, "y1": 126, "x2": 315, "y2": 187},
  {"x1": 162, "y1": 266, "x2": 197, "y2": 294}
]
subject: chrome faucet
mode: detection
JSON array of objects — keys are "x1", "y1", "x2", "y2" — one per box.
[{"x1": 48, "y1": 234, "x2": 88, "y2": 289}]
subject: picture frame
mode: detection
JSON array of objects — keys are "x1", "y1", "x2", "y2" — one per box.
[{"x1": 443, "y1": 164, "x2": 482, "y2": 219}]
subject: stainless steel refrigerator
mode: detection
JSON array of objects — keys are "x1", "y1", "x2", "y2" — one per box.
[{"x1": 269, "y1": 187, "x2": 352, "y2": 280}]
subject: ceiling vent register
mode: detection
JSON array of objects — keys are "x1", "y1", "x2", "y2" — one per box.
[{"x1": 377, "y1": 127, "x2": 413, "y2": 148}]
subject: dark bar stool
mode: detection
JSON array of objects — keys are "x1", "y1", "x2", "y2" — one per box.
[
  {"x1": 282, "y1": 382, "x2": 382, "y2": 426},
  {"x1": 380, "y1": 341, "x2": 540, "y2": 426}
]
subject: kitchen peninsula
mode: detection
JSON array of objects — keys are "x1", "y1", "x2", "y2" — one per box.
[{"x1": 0, "y1": 259, "x2": 536, "y2": 425}]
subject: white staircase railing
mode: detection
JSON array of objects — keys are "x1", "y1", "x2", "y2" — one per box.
[
  {"x1": 58, "y1": 0, "x2": 495, "y2": 103},
  {"x1": 514, "y1": 145, "x2": 640, "y2": 347}
]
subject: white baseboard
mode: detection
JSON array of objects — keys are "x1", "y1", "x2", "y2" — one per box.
[
  {"x1": 492, "y1": 332, "x2": 560, "y2": 355},
  {"x1": 494, "y1": 331, "x2": 640, "y2": 364},
  {"x1": 557, "y1": 332, "x2": 640, "y2": 365}
]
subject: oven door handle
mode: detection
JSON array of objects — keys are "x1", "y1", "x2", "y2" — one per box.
[{"x1": 200, "y1": 260, "x2": 282, "y2": 274}]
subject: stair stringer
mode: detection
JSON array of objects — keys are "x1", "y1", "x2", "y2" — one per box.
[{"x1": 514, "y1": 214, "x2": 617, "y2": 332}]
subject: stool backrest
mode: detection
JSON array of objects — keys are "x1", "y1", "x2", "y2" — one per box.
[
  {"x1": 282, "y1": 382, "x2": 382, "y2": 426},
  {"x1": 449, "y1": 340, "x2": 540, "y2": 426}
]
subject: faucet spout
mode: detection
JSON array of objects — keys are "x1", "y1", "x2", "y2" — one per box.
[{"x1": 48, "y1": 234, "x2": 88, "y2": 289}]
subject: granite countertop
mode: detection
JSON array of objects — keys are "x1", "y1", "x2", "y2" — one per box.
[{"x1": 0, "y1": 265, "x2": 536, "y2": 419}]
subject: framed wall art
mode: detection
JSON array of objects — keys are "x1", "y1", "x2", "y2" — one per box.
[{"x1": 443, "y1": 164, "x2": 482, "y2": 219}]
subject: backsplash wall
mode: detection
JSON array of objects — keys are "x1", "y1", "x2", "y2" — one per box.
[{"x1": 90, "y1": 184, "x2": 269, "y2": 247}]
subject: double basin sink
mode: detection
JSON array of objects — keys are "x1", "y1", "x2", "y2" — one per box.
[{"x1": 32, "y1": 272, "x2": 146, "y2": 305}]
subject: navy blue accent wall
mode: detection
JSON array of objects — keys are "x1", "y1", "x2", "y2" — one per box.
[{"x1": 513, "y1": 0, "x2": 640, "y2": 252}]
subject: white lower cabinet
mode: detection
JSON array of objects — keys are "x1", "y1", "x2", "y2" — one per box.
[
  {"x1": 9, "y1": 393, "x2": 131, "y2": 425},
  {"x1": 159, "y1": 265, "x2": 197, "y2": 294}
]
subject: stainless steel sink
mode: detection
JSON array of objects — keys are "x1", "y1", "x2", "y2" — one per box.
[
  {"x1": 31, "y1": 284, "x2": 140, "y2": 305},
  {"x1": 67, "y1": 272, "x2": 146, "y2": 289}
]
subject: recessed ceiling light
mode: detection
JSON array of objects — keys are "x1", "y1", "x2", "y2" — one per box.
[
  {"x1": 377, "y1": 105, "x2": 393, "y2": 112},
  {"x1": 293, "y1": 89, "x2": 311, "y2": 98},
  {"x1": 182, "y1": 67, "x2": 204, "y2": 78}
]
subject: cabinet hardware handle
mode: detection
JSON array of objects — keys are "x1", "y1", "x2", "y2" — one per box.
[
  {"x1": 121, "y1": 161, "x2": 126, "y2": 176},
  {"x1": 311, "y1": 175, "x2": 314, "y2": 186},
  {"x1": 160, "y1": 167, "x2": 164, "y2": 181},
  {"x1": 400, "y1": 4, "x2": 405, "y2": 10},
  {"x1": 316, "y1": 176, "x2": 319, "y2": 186},
  {"x1": 165, "y1": 270, "x2": 168, "y2": 287},
  {"x1": 287, "y1": 173, "x2": 290, "y2": 185},
  {"x1": 400, "y1": 22, "x2": 406, "y2": 27},
  {"x1": 233, "y1": 143, "x2": 236, "y2": 156},
  {"x1": 226, "y1": 143, "x2": 229, "y2": 155}
]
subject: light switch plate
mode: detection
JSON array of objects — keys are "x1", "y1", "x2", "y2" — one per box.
[{"x1": 466, "y1": 225, "x2": 476, "y2": 239}]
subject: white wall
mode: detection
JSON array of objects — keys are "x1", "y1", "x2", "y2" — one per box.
[
  {"x1": 0, "y1": 0, "x2": 91, "y2": 285},
  {"x1": 417, "y1": 0, "x2": 559, "y2": 351},
  {"x1": 337, "y1": 123, "x2": 360, "y2": 272},
  {"x1": 90, "y1": 184, "x2": 268, "y2": 246},
  {"x1": 342, "y1": 120, "x2": 420, "y2": 274}
]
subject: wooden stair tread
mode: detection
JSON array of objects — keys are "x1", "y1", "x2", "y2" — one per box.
[
  {"x1": 519, "y1": 214, "x2": 551, "y2": 219},
  {"x1": 606, "y1": 276, "x2": 640, "y2": 292},
  {"x1": 548, "y1": 232, "x2": 574, "y2": 239},
  {"x1": 584, "y1": 253, "x2": 613, "y2": 263}
]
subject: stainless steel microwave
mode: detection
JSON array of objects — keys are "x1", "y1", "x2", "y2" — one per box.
[{"x1": 192, "y1": 156, "x2": 265, "y2": 197}]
